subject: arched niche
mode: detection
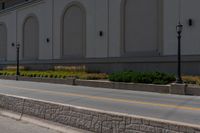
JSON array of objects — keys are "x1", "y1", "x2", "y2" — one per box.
[
  {"x1": 61, "y1": 2, "x2": 86, "y2": 58},
  {"x1": 0, "y1": 23, "x2": 7, "y2": 60},
  {"x1": 23, "y1": 15, "x2": 39, "y2": 60},
  {"x1": 121, "y1": 0, "x2": 159, "y2": 56}
]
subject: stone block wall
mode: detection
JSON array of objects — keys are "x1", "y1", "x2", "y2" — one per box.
[{"x1": 0, "y1": 94, "x2": 199, "y2": 133}]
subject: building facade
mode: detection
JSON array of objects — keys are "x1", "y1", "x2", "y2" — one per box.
[{"x1": 0, "y1": 0, "x2": 199, "y2": 74}]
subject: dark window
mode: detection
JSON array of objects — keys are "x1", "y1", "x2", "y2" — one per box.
[
  {"x1": 5, "y1": 0, "x2": 27, "y2": 8},
  {"x1": 0, "y1": 0, "x2": 33, "y2": 10},
  {"x1": 2, "y1": 2, "x2": 5, "y2": 9}
]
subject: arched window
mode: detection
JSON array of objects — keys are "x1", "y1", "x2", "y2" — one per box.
[
  {"x1": 23, "y1": 16, "x2": 39, "y2": 60},
  {"x1": 122, "y1": 0, "x2": 159, "y2": 56},
  {"x1": 0, "y1": 23, "x2": 7, "y2": 60},
  {"x1": 62, "y1": 3, "x2": 86, "y2": 58}
]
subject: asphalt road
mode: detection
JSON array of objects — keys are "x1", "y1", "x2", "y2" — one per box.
[{"x1": 0, "y1": 80, "x2": 199, "y2": 125}]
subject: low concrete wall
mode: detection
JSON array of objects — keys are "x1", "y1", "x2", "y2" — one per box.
[
  {"x1": 0, "y1": 76, "x2": 75, "y2": 85},
  {"x1": 170, "y1": 83, "x2": 187, "y2": 95},
  {"x1": 76, "y1": 80, "x2": 170, "y2": 94},
  {"x1": 0, "y1": 93, "x2": 199, "y2": 133},
  {"x1": 19, "y1": 77, "x2": 75, "y2": 85},
  {"x1": 186, "y1": 85, "x2": 200, "y2": 96}
]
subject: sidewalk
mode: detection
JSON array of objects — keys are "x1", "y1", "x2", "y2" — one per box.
[{"x1": 0, "y1": 112, "x2": 86, "y2": 133}]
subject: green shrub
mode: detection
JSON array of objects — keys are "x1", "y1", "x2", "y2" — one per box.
[{"x1": 109, "y1": 71, "x2": 176, "y2": 85}]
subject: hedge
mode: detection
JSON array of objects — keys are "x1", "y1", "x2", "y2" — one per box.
[{"x1": 109, "y1": 71, "x2": 176, "y2": 85}]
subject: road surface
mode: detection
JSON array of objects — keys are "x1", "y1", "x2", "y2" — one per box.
[{"x1": 0, "y1": 79, "x2": 199, "y2": 125}]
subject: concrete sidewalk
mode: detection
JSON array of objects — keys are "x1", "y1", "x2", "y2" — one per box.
[{"x1": 0, "y1": 111, "x2": 87, "y2": 133}]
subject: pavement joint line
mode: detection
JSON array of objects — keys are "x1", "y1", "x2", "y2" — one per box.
[{"x1": 0, "y1": 84, "x2": 200, "y2": 111}]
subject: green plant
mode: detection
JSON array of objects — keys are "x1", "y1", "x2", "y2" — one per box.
[
  {"x1": 109, "y1": 71, "x2": 176, "y2": 85},
  {"x1": 0, "y1": 70, "x2": 109, "y2": 80}
]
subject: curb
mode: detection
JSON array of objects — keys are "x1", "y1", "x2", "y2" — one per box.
[
  {"x1": 0, "y1": 76, "x2": 76, "y2": 85},
  {"x1": 0, "y1": 76, "x2": 200, "y2": 96},
  {"x1": 75, "y1": 79, "x2": 170, "y2": 94},
  {"x1": 0, "y1": 93, "x2": 199, "y2": 133}
]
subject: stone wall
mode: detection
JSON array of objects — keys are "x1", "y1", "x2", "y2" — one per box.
[{"x1": 0, "y1": 93, "x2": 199, "y2": 133}]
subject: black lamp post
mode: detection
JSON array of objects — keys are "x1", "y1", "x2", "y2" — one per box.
[
  {"x1": 176, "y1": 22, "x2": 183, "y2": 84},
  {"x1": 16, "y1": 43, "x2": 20, "y2": 81}
]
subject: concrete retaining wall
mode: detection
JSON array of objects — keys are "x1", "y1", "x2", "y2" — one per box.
[
  {"x1": 186, "y1": 86, "x2": 200, "y2": 96},
  {"x1": 76, "y1": 79, "x2": 170, "y2": 94},
  {"x1": 0, "y1": 93, "x2": 199, "y2": 133},
  {"x1": 0, "y1": 76, "x2": 75, "y2": 85}
]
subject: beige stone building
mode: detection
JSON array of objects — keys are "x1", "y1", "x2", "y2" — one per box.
[{"x1": 0, "y1": 0, "x2": 199, "y2": 74}]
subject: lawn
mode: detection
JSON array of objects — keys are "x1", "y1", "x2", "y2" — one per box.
[
  {"x1": 0, "y1": 70, "x2": 108, "y2": 80},
  {"x1": 183, "y1": 76, "x2": 200, "y2": 85}
]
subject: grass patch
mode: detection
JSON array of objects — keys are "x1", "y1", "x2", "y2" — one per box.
[
  {"x1": 183, "y1": 76, "x2": 200, "y2": 85},
  {"x1": 109, "y1": 71, "x2": 176, "y2": 85},
  {"x1": 0, "y1": 70, "x2": 108, "y2": 80}
]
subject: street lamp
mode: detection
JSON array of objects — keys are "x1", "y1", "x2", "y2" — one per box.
[
  {"x1": 16, "y1": 43, "x2": 20, "y2": 81},
  {"x1": 176, "y1": 22, "x2": 183, "y2": 84}
]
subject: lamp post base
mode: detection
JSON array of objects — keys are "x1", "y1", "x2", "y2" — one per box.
[
  {"x1": 16, "y1": 75, "x2": 19, "y2": 81},
  {"x1": 170, "y1": 83, "x2": 186, "y2": 95},
  {"x1": 176, "y1": 78, "x2": 183, "y2": 84}
]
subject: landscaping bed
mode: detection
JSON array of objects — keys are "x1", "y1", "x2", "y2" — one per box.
[
  {"x1": 0, "y1": 70, "x2": 108, "y2": 80},
  {"x1": 183, "y1": 76, "x2": 200, "y2": 85},
  {"x1": 1, "y1": 70, "x2": 200, "y2": 87},
  {"x1": 0, "y1": 70, "x2": 177, "y2": 85},
  {"x1": 0, "y1": 69, "x2": 200, "y2": 96}
]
